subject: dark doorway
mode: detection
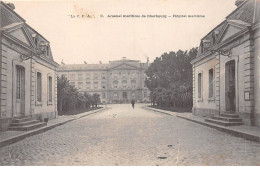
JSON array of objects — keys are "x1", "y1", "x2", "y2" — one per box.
[
  {"x1": 16, "y1": 65, "x2": 25, "y2": 117},
  {"x1": 225, "y1": 60, "x2": 236, "y2": 112},
  {"x1": 123, "y1": 92, "x2": 127, "y2": 99}
]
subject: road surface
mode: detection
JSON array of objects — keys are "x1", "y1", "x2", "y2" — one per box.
[{"x1": 0, "y1": 104, "x2": 259, "y2": 165}]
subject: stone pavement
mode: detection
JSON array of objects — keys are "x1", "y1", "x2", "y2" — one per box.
[
  {"x1": 143, "y1": 106, "x2": 260, "y2": 142},
  {"x1": 0, "y1": 104, "x2": 259, "y2": 166},
  {"x1": 0, "y1": 107, "x2": 106, "y2": 147}
]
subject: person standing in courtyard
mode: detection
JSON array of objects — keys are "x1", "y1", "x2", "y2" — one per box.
[
  {"x1": 227, "y1": 82, "x2": 235, "y2": 111},
  {"x1": 131, "y1": 99, "x2": 135, "y2": 109}
]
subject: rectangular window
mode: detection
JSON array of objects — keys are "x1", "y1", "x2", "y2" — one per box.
[
  {"x1": 94, "y1": 73, "x2": 98, "y2": 80},
  {"x1": 70, "y1": 82, "x2": 75, "y2": 87},
  {"x1": 86, "y1": 82, "x2": 91, "y2": 89},
  {"x1": 86, "y1": 73, "x2": 90, "y2": 80},
  {"x1": 102, "y1": 93, "x2": 106, "y2": 98},
  {"x1": 37, "y1": 72, "x2": 42, "y2": 102},
  {"x1": 114, "y1": 92, "x2": 118, "y2": 98},
  {"x1": 101, "y1": 73, "x2": 106, "y2": 79},
  {"x1": 70, "y1": 74, "x2": 75, "y2": 80},
  {"x1": 78, "y1": 82, "x2": 83, "y2": 89},
  {"x1": 94, "y1": 82, "x2": 98, "y2": 89},
  {"x1": 48, "y1": 76, "x2": 53, "y2": 102},
  {"x1": 122, "y1": 81, "x2": 127, "y2": 88},
  {"x1": 138, "y1": 92, "x2": 141, "y2": 98},
  {"x1": 122, "y1": 72, "x2": 126, "y2": 78},
  {"x1": 78, "y1": 74, "x2": 83, "y2": 81},
  {"x1": 113, "y1": 73, "x2": 117, "y2": 79},
  {"x1": 131, "y1": 72, "x2": 136, "y2": 78},
  {"x1": 198, "y1": 73, "x2": 202, "y2": 98},
  {"x1": 102, "y1": 82, "x2": 106, "y2": 89},
  {"x1": 208, "y1": 69, "x2": 214, "y2": 98}
]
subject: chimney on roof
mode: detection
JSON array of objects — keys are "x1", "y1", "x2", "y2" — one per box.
[
  {"x1": 235, "y1": 0, "x2": 246, "y2": 7},
  {"x1": 84, "y1": 61, "x2": 87, "y2": 64},
  {"x1": 99, "y1": 61, "x2": 102, "y2": 64},
  {"x1": 122, "y1": 57, "x2": 126, "y2": 60},
  {"x1": 6, "y1": 3, "x2": 15, "y2": 10}
]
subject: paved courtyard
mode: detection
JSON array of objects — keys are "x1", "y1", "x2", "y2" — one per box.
[{"x1": 0, "y1": 104, "x2": 259, "y2": 166}]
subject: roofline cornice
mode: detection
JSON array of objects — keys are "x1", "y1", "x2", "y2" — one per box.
[
  {"x1": 200, "y1": 0, "x2": 254, "y2": 42},
  {"x1": 38, "y1": 55, "x2": 59, "y2": 67},
  {"x1": 25, "y1": 23, "x2": 50, "y2": 43},
  {"x1": 3, "y1": 31, "x2": 58, "y2": 67},
  {"x1": 3, "y1": 31, "x2": 38, "y2": 53},
  {"x1": 108, "y1": 62, "x2": 141, "y2": 70},
  {"x1": 57, "y1": 69, "x2": 108, "y2": 72},
  {"x1": 191, "y1": 26, "x2": 252, "y2": 64}
]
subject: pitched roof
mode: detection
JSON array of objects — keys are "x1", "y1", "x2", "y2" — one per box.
[
  {"x1": 58, "y1": 59, "x2": 149, "y2": 71},
  {"x1": 0, "y1": 2, "x2": 57, "y2": 66},
  {"x1": 197, "y1": 0, "x2": 258, "y2": 57},
  {"x1": 58, "y1": 64, "x2": 109, "y2": 71},
  {"x1": 0, "y1": 1, "x2": 25, "y2": 28},
  {"x1": 109, "y1": 58, "x2": 140, "y2": 63}
]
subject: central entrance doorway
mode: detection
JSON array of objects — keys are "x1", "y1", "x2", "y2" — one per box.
[
  {"x1": 225, "y1": 60, "x2": 236, "y2": 112},
  {"x1": 122, "y1": 91, "x2": 128, "y2": 103},
  {"x1": 16, "y1": 65, "x2": 25, "y2": 117},
  {"x1": 123, "y1": 92, "x2": 127, "y2": 99}
]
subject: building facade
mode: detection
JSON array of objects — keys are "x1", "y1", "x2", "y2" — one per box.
[
  {"x1": 0, "y1": 2, "x2": 59, "y2": 132},
  {"x1": 58, "y1": 58, "x2": 150, "y2": 104},
  {"x1": 191, "y1": 0, "x2": 260, "y2": 126}
]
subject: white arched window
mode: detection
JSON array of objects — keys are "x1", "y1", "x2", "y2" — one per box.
[
  {"x1": 114, "y1": 92, "x2": 118, "y2": 98},
  {"x1": 132, "y1": 92, "x2": 135, "y2": 98},
  {"x1": 113, "y1": 73, "x2": 118, "y2": 79},
  {"x1": 122, "y1": 72, "x2": 127, "y2": 78},
  {"x1": 131, "y1": 80, "x2": 136, "y2": 88},
  {"x1": 113, "y1": 80, "x2": 118, "y2": 88},
  {"x1": 122, "y1": 80, "x2": 127, "y2": 88}
]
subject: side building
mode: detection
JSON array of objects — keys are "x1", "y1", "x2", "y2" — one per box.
[
  {"x1": 0, "y1": 2, "x2": 59, "y2": 132},
  {"x1": 58, "y1": 58, "x2": 150, "y2": 104},
  {"x1": 191, "y1": 0, "x2": 260, "y2": 126}
]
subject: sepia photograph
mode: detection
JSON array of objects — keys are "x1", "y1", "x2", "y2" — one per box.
[{"x1": 0, "y1": 0, "x2": 259, "y2": 166}]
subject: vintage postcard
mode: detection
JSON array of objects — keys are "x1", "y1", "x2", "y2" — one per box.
[{"x1": 0, "y1": 0, "x2": 259, "y2": 166}]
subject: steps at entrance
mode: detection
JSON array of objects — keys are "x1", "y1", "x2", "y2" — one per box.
[
  {"x1": 205, "y1": 118, "x2": 243, "y2": 126},
  {"x1": 212, "y1": 116, "x2": 242, "y2": 122},
  {"x1": 220, "y1": 114, "x2": 239, "y2": 118},
  {"x1": 12, "y1": 117, "x2": 32, "y2": 123},
  {"x1": 205, "y1": 112, "x2": 243, "y2": 126},
  {"x1": 10, "y1": 120, "x2": 40, "y2": 127},
  {"x1": 8, "y1": 117, "x2": 47, "y2": 131}
]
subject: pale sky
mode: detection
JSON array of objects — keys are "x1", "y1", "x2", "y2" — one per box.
[{"x1": 11, "y1": 0, "x2": 237, "y2": 64}]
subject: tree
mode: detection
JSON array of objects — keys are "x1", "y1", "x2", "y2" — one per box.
[
  {"x1": 145, "y1": 47, "x2": 198, "y2": 108},
  {"x1": 57, "y1": 75, "x2": 70, "y2": 113},
  {"x1": 83, "y1": 92, "x2": 92, "y2": 108},
  {"x1": 57, "y1": 75, "x2": 101, "y2": 115},
  {"x1": 92, "y1": 93, "x2": 100, "y2": 107}
]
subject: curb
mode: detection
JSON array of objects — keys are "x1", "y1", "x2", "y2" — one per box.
[
  {"x1": 0, "y1": 107, "x2": 106, "y2": 148},
  {"x1": 143, "y1": 106, "x2": 260, "y2": 143},
  {"x1": 177, "y1": 115, "x2": 260, "y2": 142},
  {"x1": 142, "y1": 106, "x2": 174, "y2": 116}
]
